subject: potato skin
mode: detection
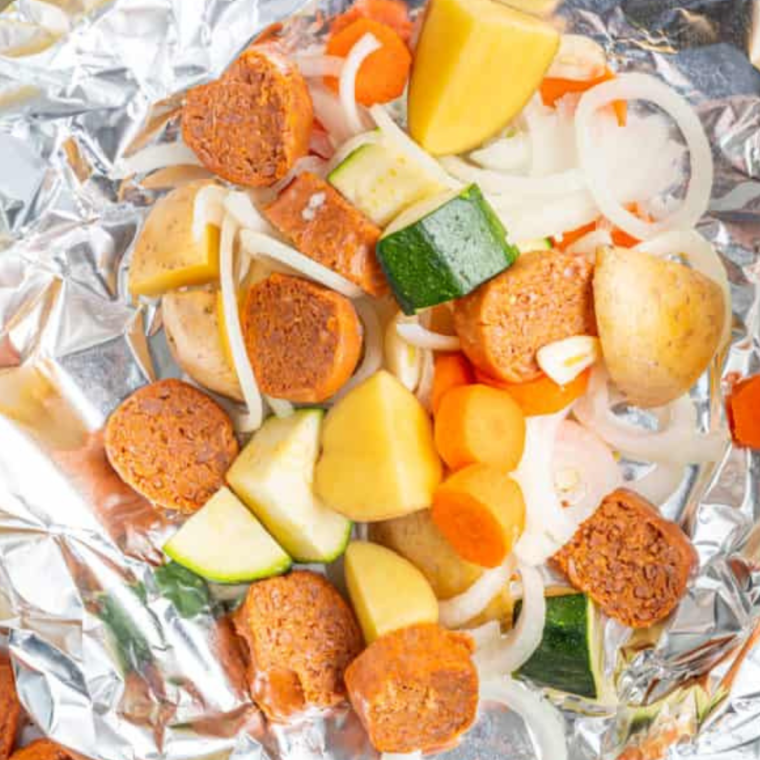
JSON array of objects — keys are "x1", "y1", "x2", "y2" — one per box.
[
  {"x1": 594, "y1": 247, "x2": 725, "y2": 408},
  {"x1": 162, "y1": 289, "x2": 243, "y2": 402}
]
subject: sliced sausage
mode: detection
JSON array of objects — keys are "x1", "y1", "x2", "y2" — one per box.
[
  {"x1": 10, "y1": 741, "x2": 83, "y2": 760},
  {"x1": 105, "y1": 379, "x2": 239, "y2": 514},
  {"x1": 263, "y1": 172, "x2": 387, "y2": 297},
  {"x1": 345, "y1": 623, "x2": 478, "y2": 754},
  {"x1": 453, "y1": 250, "x2": 597, "y2": 383},
  {"x1": 242, "y1": 273, "x2": 362, "y2": 403},
  {"x1": 182, "y1": 46, "x2": 313, "y2": 187},
  {"x1": 553, "y1": 489, "x2": 697, "y2": 628},
  {"x1": 234, "y1": 571, "x2": 363, "y2": 722},
  {"x1": 0, "y1": 656, "x2": 20, "y2": 760}
]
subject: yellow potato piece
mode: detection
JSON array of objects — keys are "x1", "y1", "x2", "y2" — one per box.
[
  {"x1": 408, "y1": 0, "x2": 559, "y2": 156},
  {"x1": 129, "y1": 181, "x2": 221, "y2": 297},
  {"x1": 345, "y1": 541, "x2": 439, "y2": 644},
  {"x1": 314, "y1": 371, "x2": 443, "y2": 521},
  {"x1": 594, "y1": 247, "x2": 726, "y2": 408}
]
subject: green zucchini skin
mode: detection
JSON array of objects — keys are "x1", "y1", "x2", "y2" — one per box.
[
  {"x1": 377, "y1": 184, "x2": 518, "y2": 314},
  {"x1": 515, "y1": 592, "x2": 598, "y2": 699}
]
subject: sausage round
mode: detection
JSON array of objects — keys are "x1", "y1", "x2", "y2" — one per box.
[
  {"x1": 345, "y1": 623, "x2": 478, "y2": 754},
  {"x1": 182, "y1": 46, "x2": 313, "y2": 187},
  {"x1": 453, "y1": 250, "x2": 597, "y2": 383},
  {"x1": 242, "y1": 273, "x2": 363, "y2": 403},
  {"x1": 234, "y1": 571, "x2": 363, "y2": 721},
  {"x1": 105, "y1": 379, "x2": 239, "y2": 513},
  {"x1": 0, "y1": 656, "x2": 20, "y2": 760},
  {"x1": 553, "y1": 488, "x2": 697, "y2": 628},
  {"x1": 9, "y1": 742, "x2": 83, "y2": 760}
]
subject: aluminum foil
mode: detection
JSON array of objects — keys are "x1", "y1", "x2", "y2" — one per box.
[{"x1": 0, "y1": 0, "x2": 759, "y2": 758}]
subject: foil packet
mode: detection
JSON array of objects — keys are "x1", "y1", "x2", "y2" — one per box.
[{"x1": 0, "y1": 0, "x2": 759, "y2": 758}]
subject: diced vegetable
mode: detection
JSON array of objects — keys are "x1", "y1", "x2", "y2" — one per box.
[
  {"x1": 474, "y1": 368, "x2": 590, "y2": 416},
  {"x1": 328, "y1": 138, "x2": 445, "y2": 225},
  {"x1": 330, "y1": 0, "x2": 413, "y2": 43},
  {"x1": 515, "y1": 592, "x2": 610, "y2": 701},
  {"x1": 129, "y1": 182, "x2": 221, "y2": 297},
  {"x1": 384, "y1": 312, "x2": 423, "y2": 392},
  {"x1": 434, "y1": 384, "x2": 526, "y2": 471},
  {"x1": 326, "y1": 18, "x2": 412, "y2": 106},
  {"x1": 540, "y1": 68, "x2": 627, "y2": 126},
  {"x1": 314, "y1": 371, "x2": 443, "y2": 522},
  {"x1": 431, "y1": 352, "x2": 475, "y2": 415},
  {"x1": 345, "y1": 541, "x2": 439, "y2": 643},
  {"x1": 537, "y1": 335, "x2": 601, "y2": 386},
  {"x1": 378, "y1": 185, "x2": 518, "y2": 314},
  {"x1": 728, "y1": 375, "x2": 760, "y2": 449},
  {"x1": 432, "y1": 464, "x2": 526, "y2": 568},
  {"x1": 408, "y1": 0, "x2": 559, "y2": 155},
  {"x1": 163, "y1": 487, "x2": 292, "y2": 583},
  {"x1": 226, "y1": 410, "x2": 352, "y2": 563}
]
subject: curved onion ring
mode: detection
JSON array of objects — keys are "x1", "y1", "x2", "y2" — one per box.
[
  {"x1": 265, "y1": 396, "x2": 294, "y2": 418},
  {"x1": 340, "y1": 33, "x2": 381, "y2": 135},
  {"x1": 295, "y1": 53, "x2": 344, "y2": 78},
  {"x1": 575, "y1": 73, "x2": 713, "y2": 241},
  {"x1": 438, "y1": 560, "x2": 513, "y2": 630},
  {"x1": 479, "y1": 678, "x2": 568, "y2": 760},
  {"x1": 635, "y1": 229, "x2": 732, "y2": 346},
  {"x1": 192, "y1": 184, "x2": 227, "y2": 241},
  {"x1": 574, "y1": 367, "x2": 726, "y2": 465},
  {"x1": 474, "y1": 564, "x2": 546, "y2": 673},
  {"x1": 332, "y1": 299, "x2": 383, "y2": 401},
  {"x1": 396, "y1": 322, "x2": 461, "y2": 352}
]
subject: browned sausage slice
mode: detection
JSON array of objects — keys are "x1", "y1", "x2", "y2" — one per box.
[
  {"x1": 105, "y1": 379, "x2": 239, "y2": 513},
  {"x1": 242, "y1": 273, "x2": 362, "y2": 403},
  {"x1": 264, "y1": 172, "x2": 388, "y2": 297},
  {"x1": 10, "y1": 741, "x2": 85, "y2": 760},
  {"x1": 345, "y1": 623, "x2": 478, "y2": 754},
  {"x1": 553, "y1": 489, "x2": 697, "y2": 628},
  {"x1": 453, "y1": 250, "x2": 597, "y2": 383},
  {"x1": 182, "y1": 47, "x2": 313, "y2": 187},
  {"x1": 0, "y1": 656, "x2": 20, "y2": 760},
  {"x1": 234, "y1": 571, "x2": 363, "y2": 722}
]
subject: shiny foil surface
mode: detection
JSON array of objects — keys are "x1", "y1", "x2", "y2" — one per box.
[{"x1": 0, "y1": 0, "x2": 759, "y2": 758}]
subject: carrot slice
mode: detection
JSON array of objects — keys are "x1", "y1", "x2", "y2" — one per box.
[
  {"x1": 432, "y1": 464, "x2": 526, "y2": 568},
  {"x1": 330, "y1": 0, "x2": 413, "y2": 43},
  {"x1": 431, "y1": 353, "x2": 474, "y2": 415},
  {"x1": 474, "y1": 369, "x2": 590, "y2": 417},
  {"x1": 325, "y1": 18, "x2": 412, "y2": 106},
  {"x1": 541, "y1": 68, "x2": 627, "y2": 126},
  {"x1": 434, "y1": 384, "x2": 526, "y2": 471},
  {"x1": 727, "y1": 375, "x2": 760, "y2": 449}
]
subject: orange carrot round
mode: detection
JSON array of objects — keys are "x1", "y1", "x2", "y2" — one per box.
[
  {"x1": 330, "y1": 0, "x2": 413, "y2": 43},
  {"x1": 434, "y1": 384, "x2": 526, "y2": 471},
  {"x1": 432, "y1": 353, "x2": 474, "y2": 415},
  {"x1": 475, "y1": 369, "x2": 590, "y2": 417},
  {"x1": 727, "y1": 374, "x2": 760, "y2": 449},
  {"x1": 541, "y1": 68, "x2": 627, "y2": 126},
  {"x1": 326, "y1": 18, "x2": 412, "y2": 106},
  {"x1": 432, "y1": 464, "x2": 526, "y2": 568}
]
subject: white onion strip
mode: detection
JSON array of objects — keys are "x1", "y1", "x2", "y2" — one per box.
[
  {"x1": 574, "y1": 367, "x2": 726, "y2": 465},
  {"x1": 239, "y1": 231, "x2": 363, "y2": 299},
  {"x1": 635, "y1": 229, "x2": 732, "y2": 346},
  {"x1": 219, "y1": 216, "x2": 264, "y2": 431},
  {"x1": 415, "y1": 348, "x2": 435, "y2": 412},
  {"x1": 479, "y1": 678, "x2": 568, "y2": 760},
  {"x1": 340, "y1": 33, "x2": 381, "y2": 135},
  {"x1": 369, "y1": 104, "x2": 460, "y2": 190},
  {"x1": 271, "y1": 155, "x2": 327, "y2": 193},
  {"x1": 295, "y1": 54, "x2": 345, "y2": 78},
  {"x1": 440, "y1": 156, "x2": 587, "y2": 197},
  {"x1": 265, "y1": 396, "x2": 294, "y2": 418},
  {"x1": 333, "y1": 299, "x2": 383, "y2": 400},
  {"x1": 575, "y1": 73, "x2": 714, "y2": 241},
  {"x1": 396, "y1": 322, "x2": 461, "y2": 352},
  {"x1": 566, "y1": 228, "x2": 612, "y2": 258},
  {"x1": 114, "y1": 141, "x2": 202, "y2": 178},
  {"x1": 310, "y1": 83, "x2": 352, "y2": 145},
  {"x1": 474, "y1": 564, "x2": 545, "y2": 673},
  {"x1": 439, "y1": 561, "x2": 513, "y2": 630},
  {"x1": 192, "y1": 184, "x2": 227, "y2": 241},
  {"x1": 547, "y1": 34, "x2": 607, "y2": 82}
]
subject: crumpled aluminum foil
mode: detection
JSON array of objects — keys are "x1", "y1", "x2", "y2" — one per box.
[{"x1": 0, "y1": 0, "x2": 759, "y2": 758}]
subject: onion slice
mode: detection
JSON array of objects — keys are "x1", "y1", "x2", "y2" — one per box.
[
  {"x1": 575, "y1": 73, "x2": 714, "y2": 241},
  {"x1": 310, "y1": 83, "x2": 352, "y2": 145},
  {"x1": 566, "y1": 228, "x2": 612, "y2": 258},
  {"x1": 547, "y1": 34, "x2": 607, "y2": 82},
  {"x1": 272, "y1": 155, "x2": 327, "y2": 193},
  {"x1": 369, "y1": 104, "x2": 460, "y2": 190},
  {"x1": 219, "y1": 216, "x2": 264, "y2": 431},
  {"x1": 265, "y1": 396, "x2": 294, "y2": 418},
  {"x1": 479, "y1": 678, "x2": 568, "y2": 760},
  {"x1": 396, "y1": 322, "x2": 461, "y2": 352},
  {"x1": 223, "y1": 192, "x2": 272, "y2": 233},
  {"x1": 635, "y1": 230, "x2": 732, "y2": 346},
  {"x1": 114, "y1": 141, "x2": 202, "y2": 178},
  {"x1": 469, "y1": 132, "x2": 532, "y2": 173},
  {"x1": 574, "y1": 367, "x2": 726, "y2": 465},
  {"x1": 192, "y1": 184, "x2": 227, "y2": 241},
  {"x1": 474, "y1": 564, "x2": 546, "y2": 673},
  {"x1": 239, "y1": 231, "x2": 363, "y2": 299},
  {"x1": 415, "y1": 348, "x2": 435, "y2": 413},
  {"x1": 295, "y1": 53, "x2": 345, "y2": 78},
  {"x1": 340, "y1": 33, "x2": 381, "y2": 135},
  {"x1": 439, "y1": 561, "x2": 513, "y2": 630},
  {"x1": 333, "y1": 298, "x2": 383, "y2": 400}
]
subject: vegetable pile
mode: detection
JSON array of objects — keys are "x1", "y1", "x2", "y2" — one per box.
[{"x1": 106, "y1": 0, "x2": 756, "y2": 756}]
